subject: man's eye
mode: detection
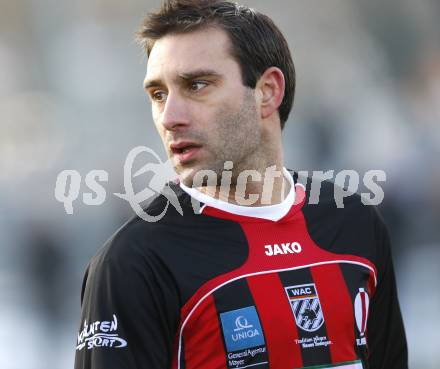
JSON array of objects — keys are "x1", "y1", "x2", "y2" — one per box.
[
  {"x1": 190, "y1": 81, "x2": 208, "y2": 91},
  {"x1": 151, "y1": 91, "x2": 167, "y2": 102}
]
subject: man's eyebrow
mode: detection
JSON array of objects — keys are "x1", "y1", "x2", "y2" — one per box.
[
  {"x1": 144, "y1": 69, "x2": 223, "y2": 91},
  {"x1": 178, "y1": 69, "x2": 223, "y2": 81},
  {"x1": 143, "y1": 78, "x2": 163, "y2": 91}
]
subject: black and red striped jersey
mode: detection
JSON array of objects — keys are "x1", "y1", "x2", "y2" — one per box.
[{"x1": 74, "y1": 170, "x2": 407, "y2": 369}]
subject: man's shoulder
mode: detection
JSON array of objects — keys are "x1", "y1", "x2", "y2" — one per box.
[
  {"x1": 90, "y1": 183, "x2": 195, "y2": 267},
  {"x1": 295, "y1": 172, "x2": 380, "y2": 225},
  {"x1": 293, "y1": 172, "x2": 389, "y2": 264},
  {"x1": 88, "y1": 216, "x2": 158, "y2": 272}
]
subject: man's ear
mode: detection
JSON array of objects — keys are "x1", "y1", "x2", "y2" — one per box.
[{"x1": 256, "y1": 67, "x2": 285, "y2": 120}]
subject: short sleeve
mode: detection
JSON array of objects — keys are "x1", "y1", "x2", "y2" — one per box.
[
  {"x1": 74, "y1": 231, "x2": 181, "y2": 369},
  {"x1": 367, "y1": 212, "x2": 408, "y2": 369}
]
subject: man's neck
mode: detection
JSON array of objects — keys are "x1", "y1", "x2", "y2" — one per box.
[{"x1": 195, "y1": 165, "x2": 290, "y2": 207}]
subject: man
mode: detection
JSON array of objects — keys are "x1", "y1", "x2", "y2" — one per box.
[{"x1": 74, "y1": 1, "x2": 407, "y2": 369}]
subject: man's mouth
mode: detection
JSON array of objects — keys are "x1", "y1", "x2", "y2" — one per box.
[
  {"x1": 170, "y1": 142, "x2": 202, "y2": 164},
  {"x1": 172, "y1": 146, "x2": 197, "y2": 154}
]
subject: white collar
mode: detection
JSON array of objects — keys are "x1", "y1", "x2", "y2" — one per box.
[{"x1": 179, "y1": 168, "x2": 296, "y2": 221}]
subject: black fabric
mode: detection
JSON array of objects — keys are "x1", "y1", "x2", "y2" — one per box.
[
  {"x1": 301, "y1": 179, "x2": 408, "y2": 369},
  {"x1": 339, "y1": 263, "x2": 371, "y2": 364},
  {"x1": 278, "y1": 267, "x2": 333, "y2": 366},
  {"x1": 74, "y1": 176, "x2": 408, "y2": 369},
  {"x1": 74, "y1": 187, "x2": 249, "y2": 369}
]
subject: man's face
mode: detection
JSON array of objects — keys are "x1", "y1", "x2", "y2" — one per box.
[{"x1": 144, "y1": 27, "x2": 262, "y2": 187}]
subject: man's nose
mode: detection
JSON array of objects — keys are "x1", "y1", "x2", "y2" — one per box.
[{"x1": 160, "y1": 92, "x2": 190, "y2": 131}]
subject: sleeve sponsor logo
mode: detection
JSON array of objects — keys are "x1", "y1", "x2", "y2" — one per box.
[
  {"x1": 76, "y1": 314, "x2": 128, "y2": 351},
  {"x1": 354, "y1": 288, "x2": 369, "y2": 346}
]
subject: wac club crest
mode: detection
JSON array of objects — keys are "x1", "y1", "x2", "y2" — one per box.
[{"x1": 285, "y1": 283, "x2": 325, "y2": 332}]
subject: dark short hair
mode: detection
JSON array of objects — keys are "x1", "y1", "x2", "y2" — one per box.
[{"x1": 136, "y1": 0, "x2": 295, "y2": 129}]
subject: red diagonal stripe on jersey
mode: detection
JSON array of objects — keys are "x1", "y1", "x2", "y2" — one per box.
[
  {"x1": 247, "y1": 273, "x2": 303, "y2": 369},
  {"x1": 311, "y1": 264, "x2": 357, "y2": 364},
  {"x1": 183, "y1": 294, "x2": 227, "y2": 369}
]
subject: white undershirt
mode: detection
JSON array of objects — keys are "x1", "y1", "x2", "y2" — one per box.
[{"x1": 179, "y1": 167, "x2": 296, "y2": 221}]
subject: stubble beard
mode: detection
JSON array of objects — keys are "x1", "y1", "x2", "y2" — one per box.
[{"x1": 180, "y1": 88, "x2": 262, "y2": 188}]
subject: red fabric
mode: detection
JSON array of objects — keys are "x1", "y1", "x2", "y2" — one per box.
[
  {"x1": 183, "y1": 295, "x2": 227, "y2": 369},
  {"x1": 311, "y1": 264, "x2": 357, "y2": 364},
  {"x1": 247, "y1": 273, "x2": 303, "y2": 369},
  {"x1": 178, "y1": 184, "x2": 376, "y2": 367}
]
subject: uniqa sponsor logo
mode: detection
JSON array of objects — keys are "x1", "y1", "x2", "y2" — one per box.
[
  {"x1": 231, "y1": 315, "x2": 261, "y2": 341},
  {"x1": 76, "y1": 314, "x2": 128, "y2": 351},
  {"x1": 232, "y1": 329, "x2": 261, "y2": 342}
]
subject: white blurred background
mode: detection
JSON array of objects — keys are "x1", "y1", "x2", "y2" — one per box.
[{"x1": 0, "y1": 0, "x2": 439, "y2": 368}]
